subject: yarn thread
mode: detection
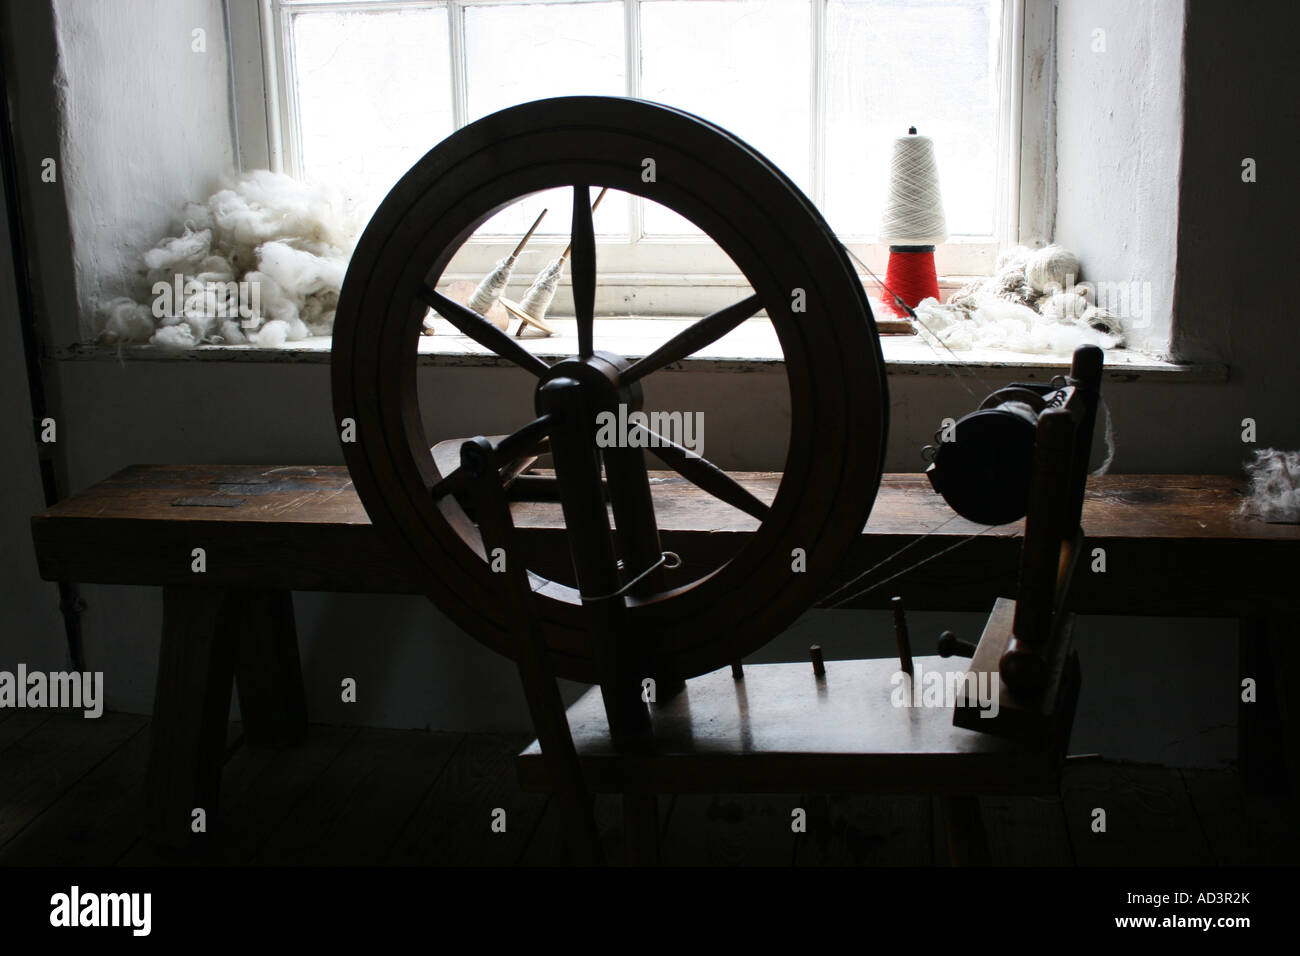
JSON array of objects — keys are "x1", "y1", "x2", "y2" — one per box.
[
  {"x1": 519, "y1": 258, "x2": 565, "y2": 318},
  {"x1": 882, "y1": 247, "x2": 940, "y2": 317},
  {"x1": 469, "y1": 257, "x2": 513, "y2": 314},
  {"x1": 879, "y1": 129, "x2": 947, "y2": 245}
]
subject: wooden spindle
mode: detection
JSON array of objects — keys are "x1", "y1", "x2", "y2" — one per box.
[{"x1": 891, "y1": 595, "x2": 914, "y2": 676}]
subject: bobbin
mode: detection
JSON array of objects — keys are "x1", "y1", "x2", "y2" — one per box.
[{"x1": 925, "y1": 384, "x2": 1067, "y2": 526}]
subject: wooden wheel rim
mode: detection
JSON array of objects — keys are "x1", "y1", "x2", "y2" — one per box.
[{"x1": 332, "y1": 96, "x2": 888, "y2": 683}]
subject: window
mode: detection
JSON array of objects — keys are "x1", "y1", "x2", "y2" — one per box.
[{"x1": 239, "y1": 0, "x2": 1050, "y2": 300}]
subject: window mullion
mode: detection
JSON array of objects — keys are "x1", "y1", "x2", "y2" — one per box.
[
  {"x1": 449, "y1": 1, "x2": 468, "y2": 129},
  {"x1": 273, "y1": 0, "x2": 301, "y2": 178},
  {"x1": 810, "y1": 0, "x2": 826, "y2": 210},
  {"x1": 625, "y1": 0, "x2": 643, "y2": 242}
]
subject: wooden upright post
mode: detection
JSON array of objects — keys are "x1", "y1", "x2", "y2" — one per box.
[
  {"x1": 540, "y1": 378, "x2": 652, "y2": 748},
  {"x1": 463, "y1": 437, "x2": 606, "y2": 865}
]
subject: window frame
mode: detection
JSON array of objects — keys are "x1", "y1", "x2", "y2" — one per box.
[{"x1": 229, "y1": 0, "x2": 1054, "y2": 298}]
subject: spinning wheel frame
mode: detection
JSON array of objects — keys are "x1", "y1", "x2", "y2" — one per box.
[{"x1": 332, "y1": 97, "x2": 889, "y2": 684}]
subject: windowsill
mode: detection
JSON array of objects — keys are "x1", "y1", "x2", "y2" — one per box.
[{"x1": 58, "y1": 315, "x2": 1227, "y2": 383}]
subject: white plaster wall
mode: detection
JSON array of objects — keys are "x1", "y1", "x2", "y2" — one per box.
[{"x1": 1054, "y1": 0, "x2": 1185, "y2": 357}]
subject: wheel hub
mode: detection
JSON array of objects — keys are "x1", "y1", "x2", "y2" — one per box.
[{"x1": 535, "y1": 350, "x2": 643, "y2": 420}]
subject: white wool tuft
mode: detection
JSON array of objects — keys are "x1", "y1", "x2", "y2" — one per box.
[
  {"x1": 255, "y1": 240, "x2": 346, "y2": 334},
  {"x1": 1081, "y1": 305, "x2": 1123, "y2": 337},
  {"x1": 206, "y1": 169, "x2": 355, "y2": 257},
  {"x1": 149, "y1": 324, "x2": 196, "y2": 349},
  {"x1": 250, "y1": 319, "x2": 290, "y2": 348},
  {"x1": 1240, "y1": 449, "x2": 1300, "y2": 523},
  {"x1": 995, "y1": 245, "x2": 1033, "y2": 273},
  {"x1": 194, "y1": 255, "x2": 236, "y2": 282},
  {"x1": 922, "y1": 243, "x2": 1128, "y2": 353},
  {"x1": 216, "y1": 319, "x2": 248, "y2": 345},
  {"x1": 99, "y1": 170, "x2": 357, "y2": 348},
  {"x1": 142, "y1": 228, "x2": 211, "y2": 277},
  {"x1": 1039, "y1": 291, "x2": 1091, "y2": 321},
  {"x1": 97, "y1": 297, "x2": 156, "y2": 345},
  {"x1": 913, "y1": 296, "x2": 1120, "y2": 354}
]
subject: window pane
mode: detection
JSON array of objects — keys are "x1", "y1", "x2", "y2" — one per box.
[
  {"x1": 465, "y1": 1, "x2": 625, "y2": 120},
  {"x1": 292, "y1": 8, "x2": 454, "y2": 217},
  {"x1": 465, "y1": 1, "x2": 628, "y2": 236},
  {"x1": 640, "y1": 0, "x2": 811, "y2": 236},
  {"x1": 824, "y1": 0, "x2": 1000, "y2": 239}
]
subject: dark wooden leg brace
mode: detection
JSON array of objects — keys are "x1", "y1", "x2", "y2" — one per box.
[
  {"x1": 144, "y1": 586, "x2": 237, "y2": 848},
  {"x1": 233, "y1": 589, "x2": 307, "y2": 748}
]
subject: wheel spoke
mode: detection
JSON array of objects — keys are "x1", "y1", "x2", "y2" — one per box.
[
  {"x1": 420, "y1": 285, "x2": 550, "y2": 378},
  {"x1": 631, "y1": 423, "x2": 770, "y2": 520},
  {"x1": 430, "y1": 414, "x2": 553, "y2": 500},
  {"x1": 621, "y1": 294, "x2": 763, "y2": 385},
  {"x1": 570, "y1": 184, "x2": 597, "y2": 358}
]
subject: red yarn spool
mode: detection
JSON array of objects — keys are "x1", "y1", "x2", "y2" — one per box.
[{"x1": 882, "y1": 245, "x2": 940, "y2": 317}]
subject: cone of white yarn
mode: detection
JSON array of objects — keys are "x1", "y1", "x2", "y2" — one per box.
[{"x1": 879, "y1": 129, "x2": 948, "y2": 246}]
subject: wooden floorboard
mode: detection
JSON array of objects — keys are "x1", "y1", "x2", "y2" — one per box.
[
  {"x1": 659, "y1": 794, "x2": 797, "y2": 866},
  {"x1": 254, "y1": 727, "x2": 462, "y2": 866},
  {"x1": 1182, "y1": 768, "x2": 1300, "y2": 866},
  {"x1": 981, "y1": 794, "x2": 1075, "y2": 866},
  {"x1": 385, "y1": 733, "x2": 545, "y2": 867},
  {"x1": 119, "y1": 722, "x2": 360, "y2": 866},
  {"x1": 794, "y1": 793, "x2": 932, "y2": 866},
  {"x1": 1062, "y1": 762, "x2": 1214, "y2": 866},
  {"x1": 2, "y1": 715, "x2": 1292, "y2": 866},
  {"x1": 0, "y1": 712, "x2": 146, "y2": 852},
  {"x1": 519, "y1": 793, "x2": 630, "y2": 866},
  {"x1": 0, "y1": 712, "x2": 50, "y2": 755},
  {"x1": 0, "y1": 722, "x2": 151, "y2": 866}
]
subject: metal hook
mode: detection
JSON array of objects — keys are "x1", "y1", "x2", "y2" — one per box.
[{"x1": 586, "y1": 551, "x2": 681, "y2": 602}]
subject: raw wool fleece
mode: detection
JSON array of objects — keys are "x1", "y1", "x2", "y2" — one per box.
[
  {"x1": 96, "y1": 170, "x2": 357, "y2": 348},
  {"x1": 1240, "y1": 449, "x2": 1300, "y2": 523},
  {"x1": 925, "y1": 243, "x2": 1124, "y2": 353}
]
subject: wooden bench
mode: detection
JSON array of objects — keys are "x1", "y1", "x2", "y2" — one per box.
[{"x1": 30, "y1": 466, "x2": 1300, "y2": 846}]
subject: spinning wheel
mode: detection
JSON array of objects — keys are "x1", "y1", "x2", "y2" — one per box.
[{"x1": 332, "y1": 97, "x2": 889, "y2": 687}]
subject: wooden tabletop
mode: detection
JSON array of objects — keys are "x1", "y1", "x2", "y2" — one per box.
[{"x1": 31, "y1": 466, "x2": 1298, "y2": 616}]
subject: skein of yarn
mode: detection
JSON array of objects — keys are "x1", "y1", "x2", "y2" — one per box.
[
  {"x1": 1025, "y1": 244, "x2": 1080, "y2": 294},
  {"x1": 1039, "y1": 291, "x2": 1091, "y2": 321},
  {"x1": 879, "y1": 128, "x2": 947, "y2": 318}
]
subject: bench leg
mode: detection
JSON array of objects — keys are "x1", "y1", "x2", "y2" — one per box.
[
  {"x1": 232, "y1": 589, "x2": 307, "y2": 748},
  {"x1": 939, "y1": 795, "x2": 991, "y2": 866},
  {"x1": 144, "y1": 586, "x2": 237, "y2": 848}
]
